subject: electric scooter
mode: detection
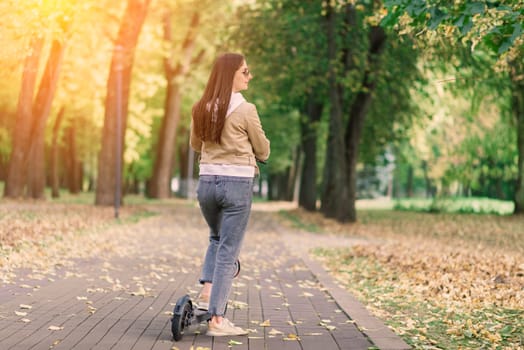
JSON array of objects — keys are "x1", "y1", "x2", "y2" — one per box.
[{"x1": 171, "y1": 259, "x2": 241, "y2": 341}]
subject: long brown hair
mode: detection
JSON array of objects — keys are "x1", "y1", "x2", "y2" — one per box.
[{"x1": 192, "y1": 53, "x2": 245, "y2": 144}]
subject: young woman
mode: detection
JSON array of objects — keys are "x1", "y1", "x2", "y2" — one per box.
[{"x1": 190, "y1": 53, "x2": 270, "y2": 336}]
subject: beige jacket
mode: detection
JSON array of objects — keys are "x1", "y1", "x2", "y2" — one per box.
[{"x1": 190, "y1": 102, "x2": 270, "y2": 171}]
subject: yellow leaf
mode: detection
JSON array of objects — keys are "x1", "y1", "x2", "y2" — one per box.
[
  {"x1": 260, "y1": 319, "x2": 271, "y2": 327},
  {"x1": 284, "y1": 333, "x2": 300, "y2": 341}
]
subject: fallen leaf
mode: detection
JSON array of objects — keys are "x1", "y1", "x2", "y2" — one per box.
[
  {"x1": 268, "y1": 328, "x2": 283, "y2": 335},
  {"x1": 15, "y1": 311, "x2": 28, "y2": 316},
  {"x1": 48, "y1": 325, "x2": 64, "y2": 331},
  {"x1": 284, "y1": 333, "x2": 300, "y2": 340},
  {"x1": 19, "y1": 304, "x2": 32, "y2": 310},
  {"x1": 260, "y1": 319, "x2": 271, "y2": 327},
  {"x1": 130, "y1": 286, "x2": 146, "y2": 296},
  {"x1": 319, "y1": 321, "x2": 337, "y2": 331}
]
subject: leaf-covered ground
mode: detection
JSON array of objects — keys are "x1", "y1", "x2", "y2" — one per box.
[
  {"x1": 0, "y1": 199, "x2": 149, "y2": 280},
  {"x1": 1, "y1": 198, "x2": 522, "y2": 349},
  {"x1": 0, "y1": 199, "x2": 369, "y2": 349},
  {"x1": 282, "y1": 208, "x2": 524, "y2": 350}
]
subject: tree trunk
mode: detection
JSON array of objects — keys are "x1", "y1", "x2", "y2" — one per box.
[
  {"x1": 344, "y1": 26, "x2": 387, "y2": 222},
  {"x1": 298, "y1": 98, "x2": 323, "y2": 211},
  {"x1": 286, "y1": 146, "x2": 300, "y2": 201},
  {"x1": 422, "y1": 160, "x2": 432, "y2": 197},
  {"x1": 268, "y1": 172, "x2": 290, "y2": 201},
  {"x1": 4, "y1": 37, "x2": 44, "y2": 198},
  {"x1": 65, "y1": 125, "x2": 82, "y2": 194},
  {"x1": 512, "y1": 70, "x2": 524, "y2": 214},
  {"x1": 320, "y1": 3, "x2": 349, "y2": 221},
  {"x1": 148, "y1": 11, "x2": 200, "y2": 198},
  {"x1": 148, "y1": 82, "x2": 182, "y2": 198},
  {"x1": 27, "y1": 39, "x2": 66, "y2": 199},
  {"x1": 406, "y1": 165, "x2": 414, "y2": 197},
  {"x1": 95, "y1": 0, "x2": 151, "y2": 206},
  {"x1": 176, "y1": 128, "x2": 189, "y2": 197},
  {"x1": 50, "y1": 107, "x2": 65, "y2": 198}
]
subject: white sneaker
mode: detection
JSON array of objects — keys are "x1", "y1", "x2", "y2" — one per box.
[{"x1": 206, "y1": 318, "x2": 248, "y2": 337}]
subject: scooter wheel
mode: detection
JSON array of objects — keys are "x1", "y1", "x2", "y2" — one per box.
[
  {"x1": 172, "y1": 295, "x2": 193, "y2": 341},
  {"x1": 234, "y1": 259, "x2": 241, "y2": 278}
]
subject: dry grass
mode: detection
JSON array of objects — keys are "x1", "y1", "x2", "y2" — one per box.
[
  {"x1": 286, "y1": 208, "x2": 524, "y2": 253},
  {"x1": 282, "y1": 208, "x2": 524, "y2": 349}
]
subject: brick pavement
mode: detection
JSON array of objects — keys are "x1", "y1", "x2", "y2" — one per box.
[{"x1": 0, "y1": 202, "x2": 410, "y2": 350}]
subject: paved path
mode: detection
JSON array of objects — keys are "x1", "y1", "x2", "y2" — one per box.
[{"x1": 0, "y1": 201, "x2": 409, "y2": 350}]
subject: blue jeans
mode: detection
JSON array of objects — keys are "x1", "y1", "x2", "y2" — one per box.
[{"x1": 197, "y1": 175, "x2": 254, "y2": 317}]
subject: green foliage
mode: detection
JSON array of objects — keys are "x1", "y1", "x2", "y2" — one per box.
[
  {"x1": 254, "y1": 99, "x2": 301, "y2": 174},
  {"x1": 361, "y1": 34, "x2": 423, "y2": 164},
  {"x1": 230, "y1": 0, "x2": 327, "y2": 176},
  {"x1": 382, "y1": 0, "x2": 524, "y2": 58},
  {"x1": 232, "y1": 0, "x2": 423, "y2": 177},
  {"x1": 447, "y1": 120, "x2": 517, "y2": 199},
  {"x1": 394, "y1": 197, "x2": 514, "y2": 215}
]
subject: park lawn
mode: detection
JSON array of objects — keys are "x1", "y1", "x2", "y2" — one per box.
[{"x1": 282, "y1": 209, "x2": 524, "y2": 350}]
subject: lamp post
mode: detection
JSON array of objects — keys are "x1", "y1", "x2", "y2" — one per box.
[{"x1": 114, "y1": 45, "x2": 124, "y2": 219}]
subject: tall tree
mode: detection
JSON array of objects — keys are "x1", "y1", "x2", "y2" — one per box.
[
  {"x1": 320, "y1": 2, "x2": 350, "y2": 221},
  {"x1": 510, "y1": 60, "x2": 524, "y2": 213},
  {"x1": 26, "y1": 33, "x2": 68, "y2": 198},
  {"x1": 4, "y1": 37, "x2": 44, "y2": 198},
  {"x1": 95, "y1": 0, "x2": 152, "y2": 206},
  {"x1": 4, "y1": 1, "x2": 73, "y2": 199},
  {"x1": 299, "y1": 98, "x2": 323, "y2": 211},
  {"x1": 233, "y1": 0, "x2": 417, "y2": 220},
  {"x1": 50, "y1": 106, "x2": 65, "y2": 198},
  {"x1": 344, "y1": 25, "x2": 387, "y2": 221},
  {"x1": 233, "y1": 0, "x2": 328, "y2": 207},
  {"x1": 148, "y1": 10, "x2": 202, "y2": 198},
  {"x1": 321, "y1": 3, "x2": 388, "y2": 222}
]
